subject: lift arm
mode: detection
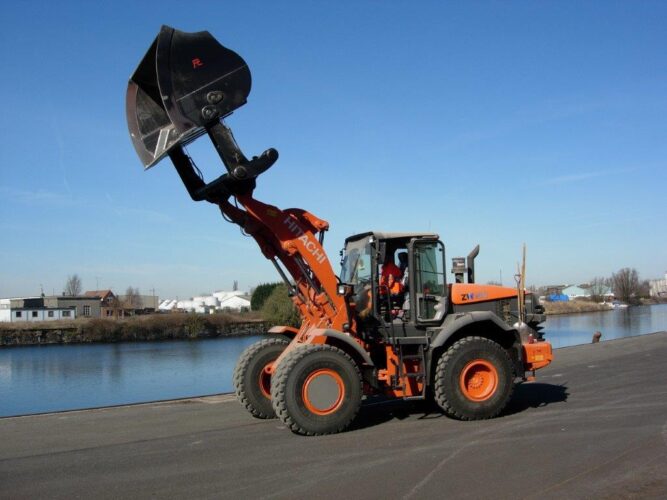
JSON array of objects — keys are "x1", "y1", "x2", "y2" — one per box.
[
  {"x1": 169, "y1": 124, "x2": 349, "y2": 333},
  {"x1": 126, "y1": 25, "x2": 351, "y2": 335}
]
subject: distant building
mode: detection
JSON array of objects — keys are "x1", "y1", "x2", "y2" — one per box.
[
  {"x1": 561, "y1": 285, "x2": 590, "y2": 299},
  {"x1": 541, "y1": 285, "x2": 568, "y2": 302},
  {"x1": 0, "y1": 297, "x2": 78, "y2": 322},
  {"x1": 541, "y1": 283, "x2": 613, "y2": 303},
  {"x1": 83, "y1": 290, "x2": 159, "y2": 317},
  {"x1": 159, "y1": 290, "x2": 250, "y2": 313},
  {"x1": 561, "y1": 284, "x2": 613, "y2": 301},
  {"x1": 117, "y1": 294, "x2": 159, "y2": 314},
  {"x1": 84, "y1": 290, "x2": 120, "y2": 318},
  {"x1": 215, "y1": 290, "x2": 250, "y2": 311},
  {"x1": 218, "y1": 294, "x2": 251, "y2": 311},
  {"x1": 158, "y1": 299, "x2": 178, "y2": 312},
  {"x1": 84, "y1": 290, "x2": 116, "y2": 306},
  {"x1": 1, "y1": 291, "x2": 161, "y2": 322},
  {"x1": 649, "y1": 272, "x2": 667, "y2": 298},
  {"x1": 44, "y1": 295, "x2": 101, "y2": 318}
]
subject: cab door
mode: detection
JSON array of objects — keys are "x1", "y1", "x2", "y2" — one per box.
[{"x1": 408, "y1": 239, "x2": 447, "y2": 325}]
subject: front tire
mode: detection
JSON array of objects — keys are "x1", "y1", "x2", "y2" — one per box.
[
  {"x1": 434, "y1": 336, "x2": 514, "y2": 420},
  {"x1": 233, "y1": 337, "x2": 289, "y2": 419},
  {"x1": 271, "y1": 344, "x2": 362, "y2": 435}
]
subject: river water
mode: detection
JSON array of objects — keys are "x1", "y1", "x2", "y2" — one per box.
[
  {"x1": 544, "y1": 303, "x2": 667, "y2": 348},
  {"x1": 1, "y1": 304, "x2": 666, "y2": 418}
]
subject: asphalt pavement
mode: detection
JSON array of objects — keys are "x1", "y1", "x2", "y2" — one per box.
[{"x1": 1, "y1": 332, "x2": 666, "y2": 499}]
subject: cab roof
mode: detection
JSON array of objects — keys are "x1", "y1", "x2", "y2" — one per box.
[{"x1": 344, "y1": 231, "x2": 440, "y2": 244}]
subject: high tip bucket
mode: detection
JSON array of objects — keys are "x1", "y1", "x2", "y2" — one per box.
[{"x1": 126, "y1": 25, "x2": 251, "y2": 168}]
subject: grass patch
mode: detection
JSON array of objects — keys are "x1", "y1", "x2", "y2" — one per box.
[{"x1": 543, "y1": 301, "x2": 613, "y2": 315}]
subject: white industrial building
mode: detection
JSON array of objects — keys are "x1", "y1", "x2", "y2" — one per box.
[
  {"x1": 158, "y1": 299, "x2": 178, "y2": 312},
  {"x1": 0, "y1": 298, "x2": 76, "y2": 323},
  {"x1": 158, "y1": 290, "x2": 251, "y2": 313},
  {"x1": 650, "y1": 272, "x2": 667, "y2": 298},
  {"x1": 219, "y1": 294, "x2": 252, "y2": 310}
]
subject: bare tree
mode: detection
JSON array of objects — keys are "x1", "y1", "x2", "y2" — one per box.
[
  {"x1": 124, "y1": 286, "x2": 142, "y2": 309},
  {"x1": 611, "y1": 268, "x2": 640, "y2": 304},
  {"x1": 64, "y1": 274, "x2": 82, "y2": 296},
  {"x1": 589, "y1": 276, "x2": 610, "y2": 302}
]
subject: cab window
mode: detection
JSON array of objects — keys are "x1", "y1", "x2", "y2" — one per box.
[
  {"x1": 340, "y1": 237, "x2": 374, "y2": 311},
  {"x1": 413, "y1": 241, "x2": 446, "y2": 321}
]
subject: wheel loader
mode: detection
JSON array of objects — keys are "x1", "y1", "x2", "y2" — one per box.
[{"x1": 126, "y1": 26, "x2": 553, "y2": 435}]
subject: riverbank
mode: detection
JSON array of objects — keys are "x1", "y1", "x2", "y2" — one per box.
[
  {"x1": 0, "y1": 314, "x2": 269, "y2": 347},
  {"x1": 544, "y1": 298, "x2": 666, "y2": 316},
  {"x1": 543, "y1": 301, "x2": 613, "y2": 315}
]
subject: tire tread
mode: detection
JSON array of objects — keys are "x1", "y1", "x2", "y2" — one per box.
[
  {"x1": 271, "y1": 344, "x2": 361, "y2": 436},
  {"x1": 233, "y1": 337, "x2": 289, "y2": 419},
  {"x1": 434, "y1": 336, "x2": 514, "y2": 420}
]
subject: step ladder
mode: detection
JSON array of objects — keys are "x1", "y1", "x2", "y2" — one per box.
[{"x1": 393, "y1": 337, "x2": 428, "y2": 400}]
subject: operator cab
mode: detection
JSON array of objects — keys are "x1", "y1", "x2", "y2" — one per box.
[{"x1": 340, "y1": 231, "x2": 447, "y2": 339}]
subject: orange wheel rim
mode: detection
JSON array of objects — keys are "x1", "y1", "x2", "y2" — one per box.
[
  {"x1": 302, "y1": 369, "x2": 345, "y2": 416},
  {"x1": 258, "y1": 364, "x2": 273, "y2": 399},
  {"x1": 459, "y1": 359, "x2": 498, "y2": 402}
]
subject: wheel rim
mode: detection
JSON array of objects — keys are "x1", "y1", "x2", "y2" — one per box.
[
  {"x1": 258, "y1": 363, "x2": 273, "y2": 399},
  {"x1": 459, "y1": 359, "x2": 499, "y2": 401},
  {"x1": 302, "y1": 369, "x2": 345, "y2": 415}
]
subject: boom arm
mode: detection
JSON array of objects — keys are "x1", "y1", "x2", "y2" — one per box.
[{"x1": 168, "y1": 123, "x2": 349, "y2": 334}]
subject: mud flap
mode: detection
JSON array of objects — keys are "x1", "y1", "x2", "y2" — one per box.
[
  {"x1": 522, "y1": 341, "x2": 553, "y2": 371},
  {"x1": 126, "y1": 25, "x2": 251, "y2": 168}
]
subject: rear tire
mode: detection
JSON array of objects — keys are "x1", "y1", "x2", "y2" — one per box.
[
  {"x1": 233, "y1": 337, "x2": 289, "y2": 419},
  {"x1": 271, "y1": 344, "x2": 362, "y2": 435},
  {"x1": 434, "y1": 336, "x2": 514, "y2": 420}
]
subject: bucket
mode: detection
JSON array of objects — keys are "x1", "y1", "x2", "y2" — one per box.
[{"x1": 126, "y1": 26, "x2": 251, "y2": 168}]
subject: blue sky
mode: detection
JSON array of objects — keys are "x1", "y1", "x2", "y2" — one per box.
[{"x1": 1, "y1": 1, "x2": 665, "y2": 299}]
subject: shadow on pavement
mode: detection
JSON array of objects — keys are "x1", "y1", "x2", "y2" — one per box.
[
  {"x1": 351, "y1": 397, "x2": 444, "y2": 432},
  {"x1": 502, "y1": 382, "x2": 569, "y2": 416},
  {"x1": 350, "y1": 383, "x2": 568, "y2": 432}
]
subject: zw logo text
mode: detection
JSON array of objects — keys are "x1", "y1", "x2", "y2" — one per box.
[{"x1": 460, "y1": 291, "x2": 488, "y2": 302}]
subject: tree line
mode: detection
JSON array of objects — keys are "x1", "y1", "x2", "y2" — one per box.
[
  {"x1": 533, "y1": 267, "x2": 651, "y2": 305},
  {"x1": 590, "y1": 268, "x2": 651, "y2": 305}
]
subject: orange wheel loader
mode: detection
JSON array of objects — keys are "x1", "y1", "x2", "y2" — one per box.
[{"x1": 126, "y1": 26, "x2": 553, "y2": 435}]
